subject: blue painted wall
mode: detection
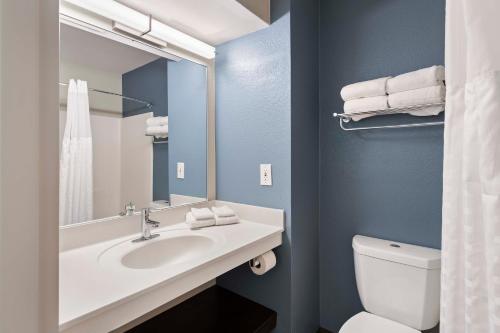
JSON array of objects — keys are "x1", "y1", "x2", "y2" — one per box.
[
  {"x1": 216, "y1": 0, "x2": 321, "y2": 331},
  {"x1": 290, "y1": 0, "x2": 319, "y2": 332},
  {"x1": 318, "y1": 0, "x2": 445, "y2": 331},
  {"x1": 123, "y1": 59, "x2": 169, "y2": 201},
  {"x1": 168, "y1": 60, "x2": 207, "y2": 198},
  {"x1": 215, "y1": 0, "x2": 292, "y2": 332}
]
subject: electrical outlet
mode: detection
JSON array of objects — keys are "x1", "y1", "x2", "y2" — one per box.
[
  {"x1": 260, "y1": 164, "x2": 272, "y2": 186},
  {"x1": 177, "y1": 162, "x2": 185, "y2": 179}
]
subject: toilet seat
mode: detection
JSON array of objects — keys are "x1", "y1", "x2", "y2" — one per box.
[{"x1": 339, "y1": 312, "x2": 421, "y2": 333}]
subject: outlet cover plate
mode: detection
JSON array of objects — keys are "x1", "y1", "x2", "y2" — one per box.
[
  {"x1": 177, "y1": 162, "x2": 185, "y2": 179},
  {"x1": 260, "y1": 164, "x2": 272, "y2": 186}
]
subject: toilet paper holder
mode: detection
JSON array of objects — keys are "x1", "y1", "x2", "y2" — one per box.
[
  {"x1": 249, "y1": 258, "x2": 262, "y2": 268},
  {"x1": 248, "y1": 250, "x2": 277, "y2": 275}
]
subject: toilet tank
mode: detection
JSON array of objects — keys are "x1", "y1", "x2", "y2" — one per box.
[{"x1": 353, "y1": 235, "x2": 441, "y2": 331}]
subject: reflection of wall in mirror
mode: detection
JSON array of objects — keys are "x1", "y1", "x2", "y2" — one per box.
[
  {"x1": 121, "y1": 113, "x2": 154, "y2": 210},
  {"x1": 122, "y1": 59, "x2": 170, "y2": 204},
  {"x1": 168, "y1": 60, "x2": 208, "y2": 202},
  {"x1": 59, "y1": 60, "x2": 154, "y2": 222}
]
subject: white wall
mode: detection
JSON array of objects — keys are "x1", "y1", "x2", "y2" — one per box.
[
  {"x1": 121, "y1": 113, "x2": 153, "y2": 210},
  {"x1": 0, "y1": 1, "x2": 59, "y2": 332}
]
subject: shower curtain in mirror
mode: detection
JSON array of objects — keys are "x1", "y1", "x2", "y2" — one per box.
[
  {"x1": 441, "y1": 0, "x2": 500, "y2": 332},
  {"x1": 59, "y1": 79, "x2": 93, "y2": 225}
]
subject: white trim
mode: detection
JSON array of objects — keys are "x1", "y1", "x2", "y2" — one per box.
[{"x1": 0, "y1": 1, "x2": 59, "y2": 331}]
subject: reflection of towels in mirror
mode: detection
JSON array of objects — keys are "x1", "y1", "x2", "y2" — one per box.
[
  {"x1": 146, "y1": 116, "x2": 169, "y2": 138},
  {"x1": 147, "y1": 116, "x2": 168, "y2": 126},
  {"x1": 146, "y1": 125, "x2": 168, "y2": 138}
]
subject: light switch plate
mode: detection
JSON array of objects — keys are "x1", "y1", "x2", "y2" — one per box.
[
  {"x1": 260, "y1": 164, "x2": 272, "y2": 186},
  {"x1": 177, "y1": 162, "x2": 185, "y2": 179}
]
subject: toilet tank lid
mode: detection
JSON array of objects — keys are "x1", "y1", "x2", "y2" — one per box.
[{"x1": 352, "y1": 235, "x2": 441, "y2": 269}]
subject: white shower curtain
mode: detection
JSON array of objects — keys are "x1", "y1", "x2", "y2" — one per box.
[
  {"x1": 441, "y1": 0, "x2": 500, "y2": 332},
  {"x1": 59, "y1": 79, "x2": 93, "y2": 225}
]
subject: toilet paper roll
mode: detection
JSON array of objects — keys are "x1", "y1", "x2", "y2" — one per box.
[{"x1": 249, "y1": 250, "x2": 276, "y2": 275}]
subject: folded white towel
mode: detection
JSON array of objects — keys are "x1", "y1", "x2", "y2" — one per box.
[
  {"x1": 406, "y1": 105, "x2": 444, "y2": 117},
  {"x1": 190, "y1": 207, "x2": 215, "y2": 220},
  {"x1": 147, "y1": 116, "x2": 168, "y2": 127},
  {"x1": 340, "y1": 77, "x2": 390, "y2": 101},
  {"x1": 344, "y1": 96, "x2": 388, "y2": 121},
  {"x1": 387, "y1": 66, "x2": 445, "y2": 94},
  {"x1": 146, "y1": 125, "x2": 168, "y2": 138},
  {"x1": 186, "y1": 212, "x2": 215, "y2": 229},
  {"x1": 211, "y1": 206, "x2": 235, "y2": 218},
  {"x1": 389, "y1": 84, "x2": 444, "y2": 106},
  {"x1": 389, "y1": 85, "x2": 445, "y2": 116},
  {"x1": 215, "y1": 215, "x2": 240, "y2": 226}
]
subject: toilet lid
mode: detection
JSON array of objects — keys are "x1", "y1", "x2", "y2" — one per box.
[{"x1": 339, "y1": 312, "x2": 421, "y2": 333}]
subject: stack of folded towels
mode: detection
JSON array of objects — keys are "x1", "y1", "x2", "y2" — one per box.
[
  {"x1": 186, "y1": 206, "x2": 240, "y2": 229},
  {"x1": 340, "y1": 77, "x2": 391, "y2": 121},
  {"x1": 146, "y1": 116, "x2": 168, "y2": 139},
  {"x1": 387, "y1": 65, "x2": 445, "y2": 116},
  {"x1": 339, "y1": 65, "x2": 445, "y2": 121}
]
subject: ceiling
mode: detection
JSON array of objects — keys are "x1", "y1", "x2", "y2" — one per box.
[
  {"x1": 60, "y1": 24, "x2": 160, "y2": 74},
  {"x1": 117, "y1": 0, "x2": 270, "y2": 46}
]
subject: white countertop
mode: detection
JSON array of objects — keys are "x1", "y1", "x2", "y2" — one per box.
[{"x1": 60, "y1": 214, "x2": 283, "y2": 332}]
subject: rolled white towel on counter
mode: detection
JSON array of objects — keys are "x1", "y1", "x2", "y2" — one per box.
[
  {"x1": 387, "y1": 65, "x2": 445, "y2": 94},
  {"x1": 388, "y1": 84, "x2": 445, "y2": 116},
  {"x1": 211, "y1": 206, "x2": 235, "y2": 218},
  {"x1": 340, "y1": 77, "x2": 391, "y2": 101},
  {"x1": 186, "y1": 212, "x2": 215, "y2": 229},
  {"x1": 147, "y1": 116, "x2": 168, "y2": 127},
  {"x1": 344, "y1": 96, "x2": 388, "y2": 121},
  {"x1": 146, "y1": 125, "x2": 168, "y2": 138},
  {"x1": 190, "y1": 207, "x2": 215, "y2": 220}
]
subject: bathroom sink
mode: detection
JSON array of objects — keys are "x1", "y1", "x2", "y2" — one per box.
[
  {"x1": 99, "y1": 232, "x2": 219, "y2": 270},
  {"x1": 122, "y1": 235, "x2": 215, "y2": 269}
]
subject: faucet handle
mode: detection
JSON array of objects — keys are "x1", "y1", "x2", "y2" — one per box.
[
  {"x1": 149, "y1": 220, "x2": 160, "y2": 228},
  {"x1": 143, "y1": 208, "x2": 160, "y2": 227}
]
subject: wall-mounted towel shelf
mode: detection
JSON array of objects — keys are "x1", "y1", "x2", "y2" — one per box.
[
  {"x1": 153, "y1": 139, "x2": 168, "y2": 144},
  {"x1": 332, "y1": 102, "x2": 445, "y2": 131},
  {"x1": 146, "y1": 134, "x2": 168, "y2": 144}
]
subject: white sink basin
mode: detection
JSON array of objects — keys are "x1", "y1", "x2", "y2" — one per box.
[
  {"x1": 99, "y1": 231, "x2": 220, "y2": 270},
  {"x1": 122, "y1": 235, "x2": 215, "y2": 269}
]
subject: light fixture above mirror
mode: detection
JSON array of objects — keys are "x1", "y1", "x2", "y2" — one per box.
[{"x1": 62, "y1": 0, "x2": 217, "y2": 59}]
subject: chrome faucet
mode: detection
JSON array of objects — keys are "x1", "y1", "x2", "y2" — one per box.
[
  {"x1": 132, "y1": 208, "x2": 160, "y2": 242},
  {"x1": 119, "y1": 202, "x2": 136, "y2": 216}
]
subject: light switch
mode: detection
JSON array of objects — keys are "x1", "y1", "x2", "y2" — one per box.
[
  {"x1": 260, "y1": 164, "x2": 272, "y2": 186},
  {"x1": 177, "y1": 162, "x2": 185, "y2": 179}
]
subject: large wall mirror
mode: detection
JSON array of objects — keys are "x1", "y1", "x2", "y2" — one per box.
[{"x1": 59, "y1": 22, "x2": 208, "y2": 226}]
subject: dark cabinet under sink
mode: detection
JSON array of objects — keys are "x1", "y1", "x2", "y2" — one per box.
[{"x1": 124, "y1": 286, "x2": 277, "y2": 333}]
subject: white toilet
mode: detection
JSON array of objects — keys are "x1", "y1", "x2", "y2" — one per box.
[{"x1": 340, "y1": 235, "x2": 441, "y2": 333}]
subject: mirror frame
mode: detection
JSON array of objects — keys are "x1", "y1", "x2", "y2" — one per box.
[{"x1": 58, "y1": 18, "x2": 215, "y2": 230}]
